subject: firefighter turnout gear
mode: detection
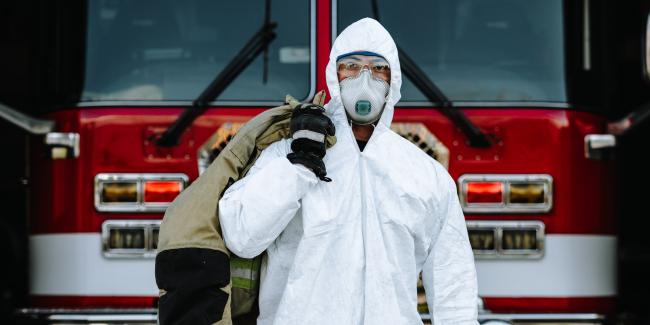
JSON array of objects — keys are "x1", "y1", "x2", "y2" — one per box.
[{"x1": 155, "y1": 91, "x2": 334, "y2": 325}]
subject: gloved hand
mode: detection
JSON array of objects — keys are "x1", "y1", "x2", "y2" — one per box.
[{"x1": 287, "y1": 103, "x2": 336, "y2": 182}]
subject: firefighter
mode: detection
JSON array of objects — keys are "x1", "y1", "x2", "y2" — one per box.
[{"x1": 219, "y1": 18, "x2": 478, "y2": 324}]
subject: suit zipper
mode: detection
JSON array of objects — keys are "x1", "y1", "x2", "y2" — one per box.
[{"x1": 347, "y1": 123, "x2": 369, "y2": 323}]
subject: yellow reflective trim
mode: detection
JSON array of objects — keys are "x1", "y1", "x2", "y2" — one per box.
[{"x1": 232, "y1": 277, "x2": 257, "y2": 290}]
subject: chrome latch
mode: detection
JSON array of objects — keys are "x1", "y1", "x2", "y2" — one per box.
[{"x1": 45, "y1": 132, "x2": 80, "y2": 159}]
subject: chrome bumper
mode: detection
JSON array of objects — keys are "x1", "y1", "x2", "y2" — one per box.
[
  {"x1": 19, "y1": 309, "x2": 605, "y2": 324},
  {"x1": 419, "y1": 312, "x2": 606, "y2": 324},
  {"x1": 15, "y1": 308, "x2": 157, "y2": 324},
  {"x1": 478, "y1": 313, "x2": 606, "y2": 324},
  {"x1": 478, "y1": 314, "x2": 605, "y2": 324}
]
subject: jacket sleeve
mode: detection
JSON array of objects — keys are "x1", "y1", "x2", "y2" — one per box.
[
  {"x1": 422, "y1": 171, "x2": 478, "y2": 324},
  {"x1": 219, "y1": 140, "x2": 318, "y2": 258}
]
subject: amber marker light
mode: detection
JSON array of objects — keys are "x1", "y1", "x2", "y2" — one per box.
[
  {"x1": 468, "y1": 229, "x2": 497, "y2": 252},
  {"x1": 108, "y1": 228, "x2": 146, "y2": 249},
  {"x1": 101, "y1": 220, "x2": 162, "y2": 258},
  {"x1": 466, "y1": 220, "x2": 545, "y2": 259},
  {"x1": 509, "y1": 183, "x2": 546, "y2": 204},
  {"x1": 458, "y1": 175, "x2": 553, "y2": 214},
  {"x1": 95, "y1": 173, "x2": 188, "y2": 213},
  {"x1": 101, "y1": 182, "x2": 138, "y2": 203},
  {"x1": 502, "y1": 229, "x2": 539, "y2": 251}
]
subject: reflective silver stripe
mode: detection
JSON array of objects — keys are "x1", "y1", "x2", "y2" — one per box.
[
  {"x1": 231, "y1": 268, "x2": 259, "y2": 280},
  {"x1": 293, "y1": 129, "x2": 325, "y2": 143}
]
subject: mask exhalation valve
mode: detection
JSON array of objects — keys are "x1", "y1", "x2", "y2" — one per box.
[{"x1": 355, "y1": 100, "x2": 372, "y2": 116}]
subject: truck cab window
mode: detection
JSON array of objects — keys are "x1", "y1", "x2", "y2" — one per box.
[
  {"x1": 83, "y1": 0, "x2": 311, "y2": 102},
  {"x1": 337, "y1": 0, "x2": 566, "y2": 103}
]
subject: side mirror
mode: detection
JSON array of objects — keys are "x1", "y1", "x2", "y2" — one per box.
[
  {"x1": 607, "y1": 102, "x2": 650, "y2": 137},
  {"x1": 0, "y1": 102, "x2": 78, "y2": 159},
  {"x1": 584, "y1": 99, "x2": 650, "y2": 160},
  {"x1": 0, "y1": 102, "x2": 54, "y2": 135},
  {"x1": 585, "y1": 102, "x2": 650, "y2": 160}
]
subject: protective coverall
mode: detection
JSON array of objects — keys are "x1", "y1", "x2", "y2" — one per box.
[{"x1": 219, "y1": 18, "x2": 478, "y2": 324}]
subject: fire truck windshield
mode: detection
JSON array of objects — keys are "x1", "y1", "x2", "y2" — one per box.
[
  {"x1": 338, "y1": 0, "x2": 566, "y2": 104},
  {"x1": 82, "y1": 0, "x2": 311, "y2": 103}
]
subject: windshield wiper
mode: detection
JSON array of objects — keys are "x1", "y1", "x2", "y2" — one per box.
[
  {"x1": 157, "y1": 9, "x2": 277, "y2": 147},
  {"x1": 370, "y1": 0, "x2": 491, "y2": 148},
  {"x1": 398, "y1": 48, "x2": 491, "y2": 147}
]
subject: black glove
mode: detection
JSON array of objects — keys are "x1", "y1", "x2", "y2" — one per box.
[
  {"x1": 287, "y1": 104, "x2": 336, "y2": 181},
  {"x1": 287, "y1": 151, "x2": 331, "y2": 182}
]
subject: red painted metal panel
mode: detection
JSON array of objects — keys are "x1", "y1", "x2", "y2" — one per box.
[
  {"x1": 316, "y1": 0, "x2": 331, "y2": 98},
  {"x1": 30, "y1": 107, "x2": 266, "y2": 234},
  {"x1": 30, "y1": 107, "x2": 616, "y2": 236},
  {"x1": 394, "y1": 108, "x2": 617, "y2": 235},
  {"x1": 30, "y1": 295, "x2": 158, "y2": 309},
  {"x1": 482, "y1": 296, "x2": 616, "y2": 314}
]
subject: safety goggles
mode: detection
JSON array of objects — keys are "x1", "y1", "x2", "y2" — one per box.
[{"x1": 336, "y1": 56, "x2": 391, "y2": 81}]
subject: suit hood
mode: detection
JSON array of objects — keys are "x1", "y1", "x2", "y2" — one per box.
[{"x1": 325, "y1": 18, "x2": 402, "y2": 128}]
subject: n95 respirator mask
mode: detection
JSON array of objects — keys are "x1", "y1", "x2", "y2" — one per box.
[{"x1": 339, "y1": 69, "x2": 390, "y2": 125}]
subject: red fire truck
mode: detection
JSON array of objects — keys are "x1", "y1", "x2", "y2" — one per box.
[{"x1": 1, "y1": 0, "x2": 650, "y2": 324}]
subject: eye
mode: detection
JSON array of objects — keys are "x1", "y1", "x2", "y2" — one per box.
[
  {"x1": 372, "y1": 64, "x2": 390, "y2": 72},
  {"x1": 338, "y1": 62, "x2": 360, "y2": 72},
  {"x1": 345, "y1": 63, "x2": 361, "y2": 70}
]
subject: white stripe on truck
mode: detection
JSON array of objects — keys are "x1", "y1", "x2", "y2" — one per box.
[
  {"x1": 30, "y1": 233, "x2": 616, "y2": 297},
  {"x1": 30, "y1": 233, "x2": 158, "y2": 296},
  {"x1": 476, "y1": 234, "x2": 617, "y2": 297}
]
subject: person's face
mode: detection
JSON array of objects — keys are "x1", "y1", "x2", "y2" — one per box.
[{"x1": 336, "y1": 54, "x2": 391, "y2": 83}]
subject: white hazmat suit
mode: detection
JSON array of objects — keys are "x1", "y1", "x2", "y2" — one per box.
[{"x1": 219, "y1": 18, "x2": 478, "y2": 325}]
